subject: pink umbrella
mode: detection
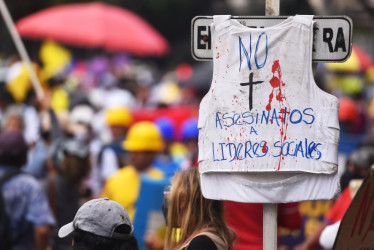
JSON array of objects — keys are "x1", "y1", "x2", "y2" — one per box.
[{"x1": 15, "y1": 2, "x2": 169, "y2": 57}]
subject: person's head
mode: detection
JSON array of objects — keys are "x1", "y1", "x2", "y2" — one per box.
[
  {"x1": 155, "y1": 117, "x2": 175, "y2": 143},
  {"x1": 181, "y1": 118, "x2": 199, "y2": 154},
  {"x1": 59, "y1": 198, "x2": 138, "y2": 250},
  {"x1": 155, "y1": 117, "x2": 176, "y2": 154},
  {"x1": 0, "y1": 130, "x2": 28, "y2": 167},
  {"x1": 165, "y1": 168, "x2": 235, "y2": 250},
  {"x1": 1, "y1": 104, "x2": 24, "y2": 132},
  {"x1": 338, "y1": 96, "x2": 357, "y2": 133},
  {"x1": 69, "y1": 105, "x2": 95, "y2": 143},
  {"x1": 122, "y1": 121, "x2": 164, "y2": 171},
  {"x1": 105, "y1": 107, "x2": 133, "y2": 138},
  {"x1": 348, "y1": 146, "x2": 374, "y2": 178},
  {"x1": 48, "y1": 138, "x2": 90, "y2": 186}
]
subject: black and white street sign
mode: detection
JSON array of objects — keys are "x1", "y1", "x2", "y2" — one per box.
[{"x1": 191, "y1": 16, "x2": 352, "y2": 62}]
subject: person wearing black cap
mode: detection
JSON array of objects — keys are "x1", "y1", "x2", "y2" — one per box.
[
  {"x1": 58, "y1": 198, "x2": 138, "y2": 250},
  {"x1": 0, "y1": 130, "x2": 55, "y2": 250}
]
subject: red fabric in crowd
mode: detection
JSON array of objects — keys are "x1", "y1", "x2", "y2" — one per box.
[
  {"x1": 224, "y1": 201, "x2": 302, "y2": 250},
  {"x1": 224, "y1": 201, "x2": 263, "y2": 250},
  {"x1": 278, "y1": 202, "x2": 302, "y2": 230},
  {"x1": 325, "y1": 187, "x2": 352, "y2": 224}
]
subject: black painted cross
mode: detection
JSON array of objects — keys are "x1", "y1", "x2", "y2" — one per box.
[{"x1": 240, "y1": 72, "x2": 264, "y2": 110}]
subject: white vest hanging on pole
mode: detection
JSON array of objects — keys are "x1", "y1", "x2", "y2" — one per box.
[{"x1": 198, "y1": 15, "x2": 340, "y2": 203}]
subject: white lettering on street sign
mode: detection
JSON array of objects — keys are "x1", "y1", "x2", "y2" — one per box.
[{"x1": 191, "y1": 16, "x2": 352, "y2": 62}]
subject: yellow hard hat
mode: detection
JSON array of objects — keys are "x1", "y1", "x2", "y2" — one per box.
[
  {"x1": 105, "y1": 107, "x2": 133, "y2": 127},
  {"x1": 123, "y1": 121, "x2": 164, "y2": 152}
]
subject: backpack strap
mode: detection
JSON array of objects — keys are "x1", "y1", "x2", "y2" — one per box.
[{"x1": 180, "y1": 231, "x2": 227, "y2": 250}]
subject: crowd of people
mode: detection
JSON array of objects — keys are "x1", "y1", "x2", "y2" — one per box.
[
  {"x1": 0, "y1": 50, "x2": 202, "y2": 250},
  {"x1": 1, "y1": 45, "x2": 374, "y2": 250}
]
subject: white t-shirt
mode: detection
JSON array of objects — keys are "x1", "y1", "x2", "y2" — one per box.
[{"x1": 198, "y1": 15, "x2": 340, "y2": 202}]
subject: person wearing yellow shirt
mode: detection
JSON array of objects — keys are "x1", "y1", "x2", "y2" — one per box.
[{"x1": 101, "y1": 121, "x2": 165, "y2": 221}]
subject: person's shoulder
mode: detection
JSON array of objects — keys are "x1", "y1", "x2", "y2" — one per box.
[
  {"x1": 187, "y1": 235, "x2": 218, "y2": 250},
  {"x1": 107, "y1": 166, "x2": 138, "y2": 182},
  {"x1": 3, "y1": 172, "x2": 48, "y2": 204},
  {"x1": 8, "y1": 172, "x2": 41, "y2": 188}
]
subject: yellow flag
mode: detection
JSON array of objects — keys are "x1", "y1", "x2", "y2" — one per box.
[
  {"x1": 7, "y1": 62, "x2": 38, "y2": 103},
  {"x1": 40, "y1": 40, "x2": 71, "y2": 82}
]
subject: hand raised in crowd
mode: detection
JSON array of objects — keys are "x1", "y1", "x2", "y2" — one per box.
[{"x1": 37, "y1": 91, "x2": 51, "y2": 111}]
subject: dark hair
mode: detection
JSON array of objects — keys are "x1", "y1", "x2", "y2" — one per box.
[
  {"x1": 0, "y1": 131, "x2": 28, "y2": 167},
  {"x1": 0, "y1": 153, "x2": 27, "y2": 168},
  {"x1": 61, "y1": 154, "x2": 90, "y2": 186},
  {"x1": 49, "y1": 138, "x2": 90, "y2": 186},
  {"x1": 72, "y1": 225, "x2": 138, "y2": 250}
]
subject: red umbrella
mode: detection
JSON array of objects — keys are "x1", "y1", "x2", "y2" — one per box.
[{"x1": 15, "y1": 2, "x2": 169, "y2": 57}]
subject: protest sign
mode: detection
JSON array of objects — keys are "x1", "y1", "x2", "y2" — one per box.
[{"x1": 197, "y1": 15, "x2": 341, "y2": 204}]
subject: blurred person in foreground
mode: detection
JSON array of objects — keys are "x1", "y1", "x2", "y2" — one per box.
[
  {"x1": 165, "y1": 168, "x2": 236, "y2": 250},
  {"x1": 58, "y1": 198, "x2": 138, "y2": 250},
  {"x1": 46, "y1": 138, "x2": 91, "y2": 250},
  {"x1": 23, "y1": 92, "x2": 63, "y2": 180},
  {"x1": 101, "y1": 121, "x2": 165, "y2": 220},
  {"x1": 0, "y1": 130, "x2": 55, "y2": 250},
  {"x1": 97, "y1": 107, "x2": 133, "y2": 188}
]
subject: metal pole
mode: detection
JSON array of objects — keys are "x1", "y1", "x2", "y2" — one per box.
[
  {"x1": 266, "y1": 0, "x2": 280, "y2": 16},
  {"x1": 264, "y1": 1, "x2": 279, "y2": 249},
  {"x1": 0, "y1": 0, "x2": 44, "y2": 98},
  {"x1": 263, "y1": 203, "x2": 278, "y2": 250}
]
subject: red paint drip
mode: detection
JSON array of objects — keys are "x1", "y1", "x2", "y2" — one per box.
[
  {"x1": 262, "y1": 142, "x2": 267, "y2": 153},
  {"x1": 266, "y1": 92, "x2": 273, "y2": 111},
  {"x1": 272, "y1": 60, "x2": 280, "y2": 72},
  {"x1": 270, "y1": 76, "x2": 280, "y2": 88},
  {"x1": 266, "y1": 60, "x2": 286, "y2": 111},
  {"x1": 279, "y1": 108, "x2": 286, "y2": 123},
  {"x1": 265, "y1": 60, "x2": 289, "y2": 171}
]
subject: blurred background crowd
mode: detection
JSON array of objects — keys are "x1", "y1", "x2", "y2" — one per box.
[{"x1": 1, "y1": 0, "x2": 374, "y2": 249}]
